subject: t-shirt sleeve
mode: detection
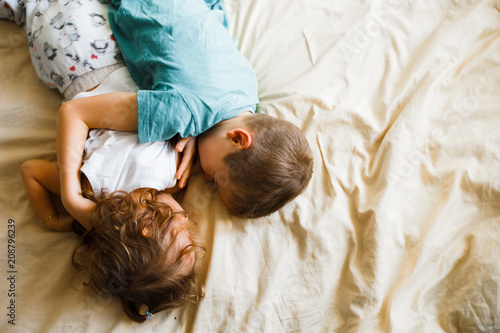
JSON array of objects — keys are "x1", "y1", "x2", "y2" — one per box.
[
  {"x1": 137, "y1": 89, "x2": 197, "y2": 143},
  {"x1": 203, "y1": 0, "x2": 228, "y2": 28}
]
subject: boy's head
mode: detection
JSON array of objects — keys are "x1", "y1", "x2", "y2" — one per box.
[
  {"x1": 198, "y1": 112, "x2": 314, "y2": 218},
  {"x1": 73, "y1": 188, "x2": 205, "y2": 323}
]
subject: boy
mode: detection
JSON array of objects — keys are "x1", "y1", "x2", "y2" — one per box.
[
  {"x1": 57, "y1": 93, "x2": 313, "y2": 225},
  {"x1": 2, "y1": 0, "x2": 313, "y2": 224}
]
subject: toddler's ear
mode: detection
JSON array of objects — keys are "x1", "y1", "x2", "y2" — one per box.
[
  {"x1": 141, "y1": 224, "x2": 152, "y2": 238},
  {"x1": 226, "y1": 129, "x2": 252, "y2": 149}
]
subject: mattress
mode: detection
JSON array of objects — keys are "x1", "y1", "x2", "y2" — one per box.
[{"x1": 1, "y1": 0, "x2": 500, "y2": 332}]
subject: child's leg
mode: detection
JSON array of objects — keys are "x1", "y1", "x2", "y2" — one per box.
[{"x1": 20, "y1": 159, "x2": 74, "y2": 231}]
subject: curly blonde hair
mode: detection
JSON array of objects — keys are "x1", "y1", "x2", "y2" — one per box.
[{"x1": 72, "y1": 188, "x2": 206, "y2": 322}]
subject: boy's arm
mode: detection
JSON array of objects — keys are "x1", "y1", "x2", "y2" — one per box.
[{"x1": 57, "y1": 92, "x2": 139, "y2": 228}]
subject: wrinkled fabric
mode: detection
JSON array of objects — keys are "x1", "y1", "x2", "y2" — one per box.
[{"x1": 1, "y1": 0, "x2": 500, "y2": 332}]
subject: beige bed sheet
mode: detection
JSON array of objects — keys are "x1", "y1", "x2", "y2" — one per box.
[{"x1": 1, "y1": 0, "x2": 500, "y2": 332}]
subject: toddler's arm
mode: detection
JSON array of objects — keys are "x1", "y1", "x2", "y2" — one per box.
[
  {"x1": 20, "y1": 160, "x2": 74, "y2": 231},
  {"x1": 57, "y1": 92, "x2": 139, "y2": 229}
]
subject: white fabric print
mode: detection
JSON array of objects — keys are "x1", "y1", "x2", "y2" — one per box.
[{"x1": 0, "y1": 0, "x2": 123, "y2": 95}]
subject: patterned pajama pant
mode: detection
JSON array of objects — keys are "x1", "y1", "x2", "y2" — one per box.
[{"x1": 0, "y1": 0, "x2": 123, "y2": 96}]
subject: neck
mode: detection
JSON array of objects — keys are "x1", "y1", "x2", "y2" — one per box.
[{"x1": 221, "y1": 111, "x2": 252, "y2": 129}]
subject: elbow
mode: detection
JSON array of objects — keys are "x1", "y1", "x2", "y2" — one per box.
[
  {"x1": 57, "y1": 101, "x2": 75, "y2": 126},
  {"x1": 57, "y1": 99, "x2": 87, "y2": 127},
  {"x1": 20, "y1": 160, "x2": 39, "y2": 193},
  {"x1": 20, "y1": 160, "x2": 35, "y2": 180}
]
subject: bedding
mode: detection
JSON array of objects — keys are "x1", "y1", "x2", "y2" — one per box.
[{"x1": 1, "y1": 0, "x2": 500, "y2": 332}]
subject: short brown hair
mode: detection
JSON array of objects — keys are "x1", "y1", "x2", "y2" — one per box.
[
  {"x1": 72, "y1": 189, "x2": 205, "y2": 322},
  {"x1": 224, "y1": 114, "x2": 313, "y2": 218}
]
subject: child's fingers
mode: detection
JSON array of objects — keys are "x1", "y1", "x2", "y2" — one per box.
[
  {"x1": 176, "y1": 156, "x2": 191, "y2": 180},
  {"x1": 175, "y1": 136, "x2": 192, "y2": 152},
  {"x1": 175, "y1": 137, "x2": 197, "y2": 183},
  {"x1": 177, "y1": 154, "x2": 195, "y2": 187},
  {"x1": 178, "y1": 167, "x2": 192, "y2": 188},
  {"x1": 176, "y1": 140, "x2": 187, "y2": 152}
]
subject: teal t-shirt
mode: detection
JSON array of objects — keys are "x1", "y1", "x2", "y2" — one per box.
[{"x1": 108, "y1": 0, "x2": 259, "y2": 143}]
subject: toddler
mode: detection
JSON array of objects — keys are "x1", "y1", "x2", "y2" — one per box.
[
  {"x1": 20, "y1": 71, "x2": 206, "y2": 321},
  {"x1": 16, "y1": 49, "x2": 206, "y2": 322}
]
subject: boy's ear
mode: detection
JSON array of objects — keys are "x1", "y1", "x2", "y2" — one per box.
[{"x1": 226, "y1": 129, "x2": 252, "y2": 150}]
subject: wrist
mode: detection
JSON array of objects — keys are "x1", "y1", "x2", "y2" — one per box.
[{"x1": 40, "y1": 214, "x2": 58, "y2": 224}]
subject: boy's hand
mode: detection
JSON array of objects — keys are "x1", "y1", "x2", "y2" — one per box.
[{"x1": 175, "y1": 137, "x2": 197, "y2": 188}]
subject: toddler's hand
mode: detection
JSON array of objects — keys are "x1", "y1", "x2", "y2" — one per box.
[
  {"x1": 175, "y1": 137, "x2": 197, "y2": 188},
  {"x1": 61, "y1": 190, "x2": 96, "y2": 231}
]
